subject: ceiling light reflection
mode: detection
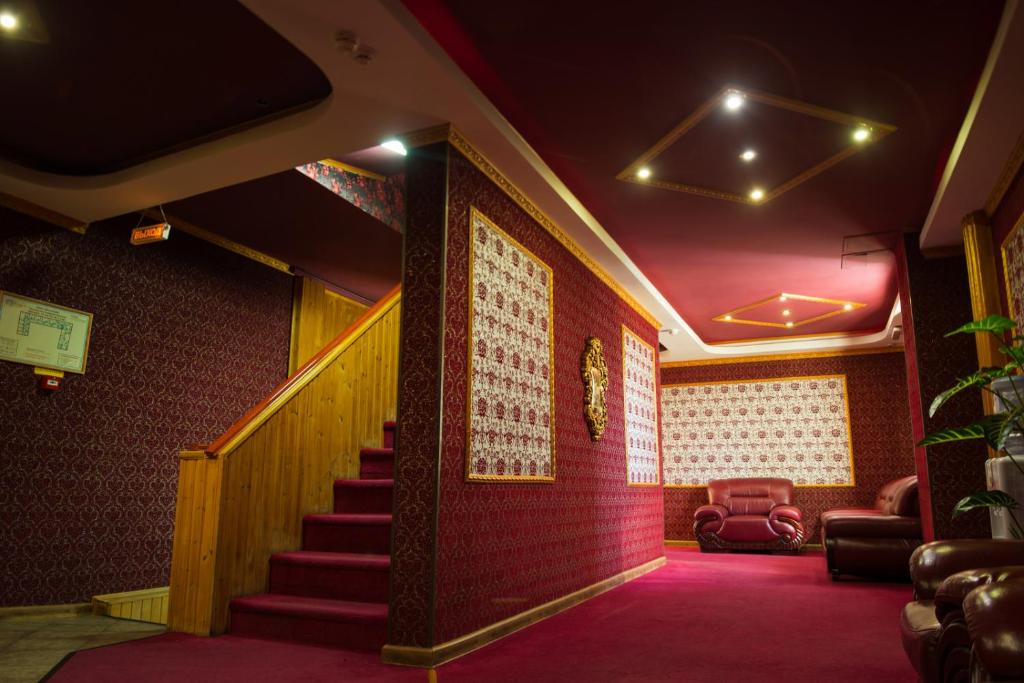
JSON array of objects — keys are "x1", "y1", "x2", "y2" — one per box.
[{"x1": 0, "y1": 12, "x2": 17, "y2": 30}]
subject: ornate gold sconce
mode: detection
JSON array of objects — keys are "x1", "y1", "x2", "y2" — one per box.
[{"x1": 581, "y1": 337, "x2": 609, "y2": 441}]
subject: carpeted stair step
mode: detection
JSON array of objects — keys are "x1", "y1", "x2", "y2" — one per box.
[
  {"x1": 302, "y1": 513, "x2": 392, "y2": 554},
  {"x1": 333, "y1": 479, "x2": 393, "y2": 514},
  {"x1": 359, "y1": 448, "x2": 394, "y2": 480},
  {"x1": 229, "y1": 594, "x2": 387, "y2": 651},
  {"x1": 383, "y1": 421, "x2": 396, "y2": 449},
  {"x1": 269, "y1": 551, "x2": 390, "y2": 603}
]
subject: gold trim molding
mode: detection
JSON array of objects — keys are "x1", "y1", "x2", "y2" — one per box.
[
  {"x1": 581, "y1": 336, "x2": 609, "y2": 441},
  {"x1": 319, "y1": 158, "x2": 387, "y2": 182},
  {"x1": 0, "y1": 190, "x2": 88, "y2": 234},
  {"x1": 712, "y1": 292, "x2": 866, "y2": 330},
  {"x1": 661, "y1": 346, "x2": 902, "y2": 368},
  {"x1": 616, "y1": 87, "x2": 896, "y2": 205},
  {"x1": 144, "y1": 210, "x2": 291, "y2": 275},
  {"x1": 402, "y1": 124, "x2": 661, "y2": 329},
  {"x1": 380, "y1": 556, "x2": 666, "y2": 668}
]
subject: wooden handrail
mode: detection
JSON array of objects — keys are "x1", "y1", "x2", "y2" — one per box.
[{"x1": 205, "y1": 283, "x2": 401, "y2": 457}]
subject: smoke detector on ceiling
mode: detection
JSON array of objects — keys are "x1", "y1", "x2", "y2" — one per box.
[
  {"x1": 890, "y1": 325, "x2": 903, "y2": 343},
  {"x1": 335, "y1": 30, "x2": 376, "y2": 65}
]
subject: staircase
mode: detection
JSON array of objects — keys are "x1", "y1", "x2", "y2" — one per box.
[{"x1": 228, "y1": 421, "x2": 395, "y2": 650}]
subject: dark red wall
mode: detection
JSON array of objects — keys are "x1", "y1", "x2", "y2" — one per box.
[
  {"x1": 389, "y1": 142, "x2": 664, "y2": 647},
  {"x1": 661, "y1": 352, "x2": 915, "y2": 542},
  {"x1": 432, "y1": 149, "x2": 664, "y2": 642},
  {"x1": 0, "y1": 210, "x2": 292, "y2": 606}
]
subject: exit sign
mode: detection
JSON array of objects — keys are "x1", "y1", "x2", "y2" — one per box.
[{"x1": 130, "y1": 222, "x2": 171, "y2": 245}]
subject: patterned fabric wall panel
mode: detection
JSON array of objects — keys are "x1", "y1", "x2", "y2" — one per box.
[
  {"x1": 295, "y1": 162, "x2": 405, "y2": 231},
  {"x1": 661, "y1": 376, "x2": 854, "y2": 487},
  {"x1": 435, "y1": 147, "x2": 664, "y2": 644},
  {"x1": 1001, "y1": 218, "x2": 1024, "y2": 326},
  {"x1": 622, "y1": 326, "x2": 659, "y2": 485},
  {"x1": 661, "y1": 353, "x2": 915, "y2": 543},
  {"x1": 0, "y1": 211, "x2": 291, "y2": 607},
  {"x1": 467, "y1": 209, "x2": 555, "y2": 481},
  {"x1": 993, "y1": 162, "x2": 1024, "y2": 315}
]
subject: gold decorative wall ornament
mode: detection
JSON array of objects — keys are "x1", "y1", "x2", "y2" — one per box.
[{"x1": 581, "y1": 337, "x2": 609, "y2": 441}]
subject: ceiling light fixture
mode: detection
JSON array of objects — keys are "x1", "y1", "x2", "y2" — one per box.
[
  {"x1": 786, "y1": 321, "x2": 795, "y2": 328},
  {"x1": 0, "y1": 11, "x2": 17, "y2": 30},
  {"x1": 782, "y1": 309, "x2": 791, "y2": 316},
  {"x1": 724, "y1": 92, "x2": 745, "y2": 111},
  {"x1": 723, "y1": 315, "x2": 733, "y2": 321},
  {"x1": 779, "y1": 295, "x2": 788, "y2": 302},
  {"x1": 740, "y1": 149, "x2": 757, "y2": 162},
  {"x1": 852, "y1": 127, "x2": 871, "y2": 143},
  {"x1": 636, "y1": 166, "x2": 652, "y2": 180},
  {"x1": 843, "y1": 303, "x2": 854, "y2": 311},
  {"x1": 380, "y1": 139, "x2": 407, "y2": 156},
  {"x1": 749, "y1": 188, "x2": 765, "y2": 202}
]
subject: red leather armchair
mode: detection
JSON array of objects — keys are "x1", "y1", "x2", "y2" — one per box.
[
  {"x1": 694, "y1": 478, "x2": 805, "y2": 552},
  {"x1": 900, "y1": 539, "x2": 1024, "y2": 683},
  {"x1": 821, "y1": 475, "x2": 922, "y2": 579}
]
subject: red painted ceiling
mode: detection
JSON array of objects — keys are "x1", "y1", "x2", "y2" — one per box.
[{"x1": 403, "y1": 0, "x2": 1003, "y2": 343}]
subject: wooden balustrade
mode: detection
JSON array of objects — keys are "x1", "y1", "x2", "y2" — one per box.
[{"x1": 167, "y1": 285, "x2": 401, "y2": 635}]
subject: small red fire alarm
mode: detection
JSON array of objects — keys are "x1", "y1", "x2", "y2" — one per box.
[{"x1": 34, "y1": 367, "x2": 63, "y2": 392}]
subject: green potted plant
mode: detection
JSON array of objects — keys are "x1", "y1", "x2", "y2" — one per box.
[{"x1": 919, "y1": 314, "x2": 1024, "y2": 539}]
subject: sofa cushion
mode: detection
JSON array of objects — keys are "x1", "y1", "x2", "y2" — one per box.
[
  {"x1": 875, "y1": 475, "x2": 918, "y2": 516},
  {"x1": 709, "y1": 478, "x2": 793, "y2": 513},
  {"x1": 821, "y1": 514, "x2": 921, "y2": 539},
  {"x1": 900, "y1": 599, "x2": 941, "y2": 682}
]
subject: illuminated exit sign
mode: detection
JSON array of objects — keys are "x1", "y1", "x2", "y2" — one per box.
[{"x1": 130, "y1": 222, "x2": 171, "y2": 245}]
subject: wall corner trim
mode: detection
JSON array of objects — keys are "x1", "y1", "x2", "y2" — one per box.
[
  {"x1": 380, "y1": 556, "x2": 666, "y2": 668},
  {"x1": 661, "y1": 346, "x2": 903, "y2": 368},
  {"x1": 0, "y1": 190, "x2": 88, "y2": 234}
]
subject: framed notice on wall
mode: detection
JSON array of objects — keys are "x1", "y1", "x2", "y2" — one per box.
[{"x1": 0, "y1": 291, "x2": 93, "y2": 374}]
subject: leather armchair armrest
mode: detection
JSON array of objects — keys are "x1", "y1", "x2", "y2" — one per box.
[
  {"x1": 911, "y1": 539, "x2": 1024, "y2": 600},
  {"x1": 822, "y1": 515, "x2": 921, "y2": 539},
  {"x1": 934, "y1": 566, "x2": 1024, "y2": 621},
  {"x1": 694, "y1": 504, "x2": 729, "y2": 521},
  {"x1": 769, "y1": 505, "x2": 802, "y2": 523},
  {"x1": 964, "y1": 578, "x2": 1024, "y2": 678}
]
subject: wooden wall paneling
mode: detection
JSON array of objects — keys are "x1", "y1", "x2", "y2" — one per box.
[
  {"x1": 290, "y1": 277, "x2": 370, "y2": 373},
  {"x1": 168, "y1": 292, "x2": 401, "y2": 635}
]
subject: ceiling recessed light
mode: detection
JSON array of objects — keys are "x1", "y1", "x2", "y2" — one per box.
[
  {"x1": 749, "y1": 188, "x2": 765, "y2": 202},
  {"x1": 843, "y1": 303, "x2": 854, "y2": 311},
  {"x1": 852, "y1": 127, "x2": 871, "y2": 143},
  {"x1": 724, "y1": 92, "x2": 745, "y2": 111},
  {"x1": 636, "y1": 166, "x2": 652, "y2": 180},
  {"x1": 779, "y1": 295, "x2": 788, "y2": 302},
  {"x1": 786, "y1": 321, "x2": 794, "y2": 328},
  {"x1": 380, "y1": 139, "x2": 408, "y2": 156},
  {"x1": 740, "y1": 149, "x2": 757, "y2": 162},
  {"x1": 723, "y1": 315, "x2": 733, "y2": 321},
  {"x1": 782, "y1": 309, "x2": 791, "y2": 316},
  {"x1": 0, "y1": 12, "x2": 17, "y2": 30}
]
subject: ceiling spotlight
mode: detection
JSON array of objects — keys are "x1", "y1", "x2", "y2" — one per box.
[
  {"x1": 724, "y1": 92, "x2": 745, "y2": 111},
  {"x1": 852, "y1": 127, "x2": 871, "y2": 143},
  {"x1": 843, "y1": 303, "x2": 854, "y2": 311},
  {"x1": 786, "y1": 321, "x2": 795, "y2": 328},
  {"x1": 636, "y1": 166, "x2": 652, "y2": 180},
  {"x1": 749, "y1": 188, "x2": 765, "y2": 202},
  {"x1": 740, "y1": 149, "x2": 757, "y2": 162},
  {"x1": 0, "y1": 11, "x2": 17, "y2": 30},
  {"x1": 782, "y1": 309, "x2": 791, "y2": 316},
  {"x1": 779, "y1": 295, "x2": 788, "y2": 302},
  {"x1": 723, "y1": 315, "x2": 733, "y2": 321},
  {"x1": 670, "y1": 328, "x2": 680, "y2": 335},
  {"x1": 380, "y1": 139, "x2": 408, "y2": 156}
]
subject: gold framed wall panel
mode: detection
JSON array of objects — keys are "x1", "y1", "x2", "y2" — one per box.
[
  {"x1": 465, "y1": 207, "x2": 556, "y2": 482},
  {"x1": 622, "y1": 324, "x2": 660, "y2": 486},
  {"x1": 661, "y1": 374, "x2": 855, "y2": 489}
]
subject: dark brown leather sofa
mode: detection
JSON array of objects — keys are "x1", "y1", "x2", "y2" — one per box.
[
  {"x1": 900, "y1": 539, "x2": 1024, "y2": 683},
  {"x1": 820, "y1": 475, "x2": 922, "y2": 579},
  {"x1": 964, "y1": 576, "x2": 1024, "y2": 681},
  {"x1": 693, "y1": 478, "x2": 805, "y2": 551}
]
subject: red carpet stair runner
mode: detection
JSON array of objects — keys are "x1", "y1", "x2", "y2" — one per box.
[{"x1": 228, "y1": 421, "x2": 395, "y2": 650}]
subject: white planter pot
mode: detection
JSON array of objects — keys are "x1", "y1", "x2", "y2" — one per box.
[{"x1": 985, "y1": 455, "x2": 1024, "y2": 538}]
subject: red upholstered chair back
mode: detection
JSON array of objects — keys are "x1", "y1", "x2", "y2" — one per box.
[
  {"x1": 708, "y1": 478, "x2": 794, "y2": 515},
  {"x1": 874, "y1": 475, "x2": 919, "y2": 517}
]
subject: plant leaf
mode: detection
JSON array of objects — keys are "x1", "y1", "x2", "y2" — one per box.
[
  {"x1": 1000, "y1": 345, "x2": 1024, "y2": 367},
  {"x1": 946, "y1": 315, "x2": 1015, "y2": 337},
  {"x1": 981, "y1": 408, "x2": 1024, "y2": 450},
  {"x1": 929, "y1": 367, "x2": 1011, "y2": 418},
  {"x1": 952, "y1": 490, "x2": 1020, "y2": 517},
  {"x1": 917, "y1": 423, "x2": 986, "y2": 447}
]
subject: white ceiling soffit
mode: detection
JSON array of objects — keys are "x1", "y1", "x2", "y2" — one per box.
[
  {"x1": 920, "y1": 0, "x2": 1024, "y2": 250},
  {"x1": 0, "y1": 0, "x2": 903, "y2": 361}
]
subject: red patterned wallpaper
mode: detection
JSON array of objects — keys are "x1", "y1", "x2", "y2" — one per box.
[
  {"x1": 433, "y1": 148, "x2": 664, "y2": 643},
  {"x1": 899, "y1": 233, "x2": 991, "y2": 540},
  {"x1": 661, "y1": 352, "x2": 915, "y2": 542},
  {"x1": 296, "y1": 162, "x2": 406, "y2": 232},
  {"x1": 0, "y1": 210, "x2": 292, "y2": 606}
]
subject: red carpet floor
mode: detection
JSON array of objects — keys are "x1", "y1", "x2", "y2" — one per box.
[{"x1": 50, "y1": 547, "x2": 916, "y2": 682}]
